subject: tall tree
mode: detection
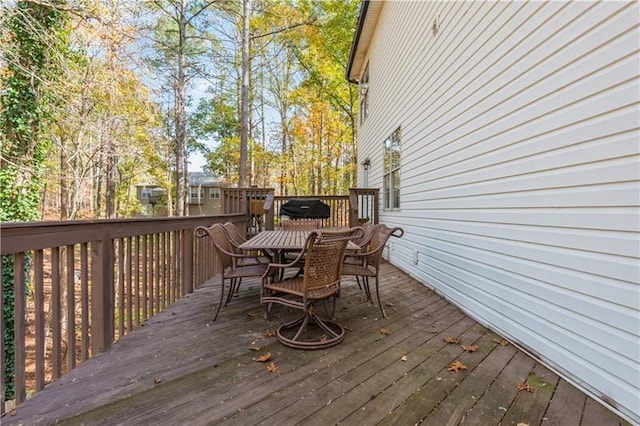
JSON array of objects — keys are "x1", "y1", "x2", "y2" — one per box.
[
  {"x1": 146, "y1": 0, "x2": 215, "y2": 215},
  {"x1": 0, "y1": 0, "x2": 70, "y2": 400}
]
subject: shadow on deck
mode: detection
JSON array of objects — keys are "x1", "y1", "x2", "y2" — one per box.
[{"x1": 4, "y1": 263, "x2": 623, "y2": 425}]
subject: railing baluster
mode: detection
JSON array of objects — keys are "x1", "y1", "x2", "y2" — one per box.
[
  {"x1": 126, "y1": 237, "x2": 132, "y2": 334},
  {"x1": 66, "y1": 245, "x2": 76, "y2": 371},
  {"x1": 51, "y1": 247, "x2": 61, "y2": 380},
  {"x1": 155, "y1": 233, "x2": 160, "y2": 312},
  {"x1": 118, "y1": 238, "x2": 125, "y2": 339},
  {"x1": 134, "y1": 236, "x2": 140, "y2": 327},
  {"x1": 80, "y1": 243, "x2": 89, "y2": 361},
  {"x1": 14, "y1": 252, "x2": 26, "y2": 404},
  {"x1": 142, "y1": 235, "x2": 147, "y2": 321},
  {"x1": 149, "y1": 234, "x2": 155, "y2": 316},
  {"x1": 34, "y1": 249, "x2": 45, "y2": 391}
]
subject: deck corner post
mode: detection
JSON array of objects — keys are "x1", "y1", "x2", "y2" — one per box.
[
  {"x1": 91, "y1": 233, "x2": 114, "y2": 354},
  {"x1": 348, "y1": 188, "x2": 359, "y2": 228},
  {"x1": 182, "y1": 228, "x2": 194, "y2": 295}
]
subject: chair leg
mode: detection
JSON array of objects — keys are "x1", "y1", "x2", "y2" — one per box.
[
  {"x1": 225, "y1": 278, "x2": 236, "y2": 306},
  {"x1": 276, "y1": 303, "x2": 345, "y2": 350},
  {"x1": 213, "y1": 276, "x2": 225, "y2": 321},
  {"x1": 374, "y1": 275, "x2": 386, "y2": 318},
  {"x1": 362, "y1": 276, "x2": 372, "y2": 301}
]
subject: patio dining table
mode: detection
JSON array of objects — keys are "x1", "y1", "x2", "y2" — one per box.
[{"x1": 238, "y1": 229, "x2": 360, "y2": 254}]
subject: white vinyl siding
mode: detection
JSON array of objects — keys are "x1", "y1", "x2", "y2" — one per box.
[{"x1": 356, "y1": 1, "x2": 639, "y2": 423}]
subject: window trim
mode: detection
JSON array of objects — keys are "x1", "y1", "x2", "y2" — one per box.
[
  {"x1": 359, "y1": 62, "x2": 369, "y2": 124},
  {"x1": 383, "y1": 127, "x2": 401, "y2": 210},
  {"x1": 209, "y1": 187, "x2": 220, "y2": 199}
]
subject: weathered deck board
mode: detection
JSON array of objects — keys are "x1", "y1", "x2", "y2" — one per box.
[{"x1": 3, "y1": 262, "x2": 624, "y2": 426}]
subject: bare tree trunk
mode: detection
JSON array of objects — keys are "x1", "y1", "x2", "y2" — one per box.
[
  {"x1": 60, "y1": 145, "x2": 69, "y2": 219},
  {"x1": 174, "y1": 0, "x2": 188, "y2": 216},
  {"x1": 239, "y1": 0, "x2": 252, "y2": 187},
  {"x1": 105, "y1": 139, "x2": 116, "y2": 218}
]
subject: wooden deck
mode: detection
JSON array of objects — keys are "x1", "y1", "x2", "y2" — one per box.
[{"x1": 4, "y1": 262, "x2": 624, "y2": 425}]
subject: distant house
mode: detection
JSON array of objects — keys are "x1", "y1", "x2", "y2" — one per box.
[
  {"x1": 135, "y1": 185, "x2": 165, "y2": 216},
  {"x1": 188, "y1": 172, "x2": 222, "y2": 216},
  {"x1": 135, "y1": 172, "x2": 223, "y2": 216},
  {"x1": 347, "y1": 1, "x2": 639, "y2": 423}
]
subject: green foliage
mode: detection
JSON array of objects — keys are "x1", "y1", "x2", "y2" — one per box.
[{"x1": 0, "y1": 0, "x2": 69, "y2": 400}]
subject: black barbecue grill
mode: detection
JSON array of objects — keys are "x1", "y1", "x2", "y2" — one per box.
[{"x1": 279, "y1": 199, "x2": 330, "y2": 220}]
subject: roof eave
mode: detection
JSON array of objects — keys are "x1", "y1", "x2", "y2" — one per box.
[{"x1": 346, "y1": 1, "x2": 384, "y2": 84}]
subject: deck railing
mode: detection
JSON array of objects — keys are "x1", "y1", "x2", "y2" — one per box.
[
  {"x1": 222, "y1": 188, "x2": 379, "y2": 233},
  {"x1": 0, "y1": 214, "x2": 245, "y2": 413},
  {"x1": 1, "y1": 188, "x2": 379, "y2": 412}
]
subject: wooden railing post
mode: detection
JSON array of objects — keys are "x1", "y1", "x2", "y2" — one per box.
[
  {"x1": 348, "y1": 189, "x2": 359, "y2": 228},
  {"x1": 91, "y1": 234, "x2": 113, "y2": 354},
  {"x1": 264, "y1": 190, "x2": 275, "y2": 230},
  {"x1": 182, "y1": 228, "x2": 193, "y2": 295}
]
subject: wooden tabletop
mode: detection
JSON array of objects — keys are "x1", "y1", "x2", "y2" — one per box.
[{"x1": 239, "y1": 230, "x2": 359, "y2": 251}]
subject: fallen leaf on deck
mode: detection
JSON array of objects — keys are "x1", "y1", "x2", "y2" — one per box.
[
  {"x1": 492, "y1": 338, "x2": 509, "y2": 346},
  {"x1": 401, "y1": 355, "x2": 408, "y2": 362},
  {"x1": 153, "y1": 376, "x2": 162, "y2": 384},
  {"x1": 267, "y1": 361, "x2": 278, "y2": 372},
  {"x1": 264, "y1": 331, "x2": 275, "y2": 338},
  {"x1": 247, "y1": 311, "x2": 258, "y2": 318},
  {"x1": 517, "y1": 423, "x2": 529, "y2": 426},
  {"x1": 380, "y1": 328, "x2": 392, "y2": 335},
  {"x1": 385, "y1": 302, "x2": 394, "y2": 307},
  {"x1": 517, "y1": 383, "x2": 535, "y2": 393},
  {"x1": 447, "y1": 360, "x2": 467, "y2": 372},
  {"x1": 255, "y1": 352, "x2": 272, "y2": 362},
  {"x1": 443, "y1": 336, "x2": 460, "y2": 344},
  {"x1": 344, "y1": 326, "x2": 353, "y2": 332},
  {"x1": 461, "y1": 344, "x2": 477, "y2": 352},
  {"x1": 248, "y1": 346, "x2": 261, "y2": 351}
]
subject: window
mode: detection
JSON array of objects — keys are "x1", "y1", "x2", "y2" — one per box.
[
  {"x1": 209, "y1": 188, "x2": 220, "y2": 199},
  {"x1": 383, "y1": 128, "x2": 401, "y2": 210},
  {"x1": 359, "y1": 62, "x2": 369, "y2": 124},
  {"x1": 141, "y1": 188, "x2": 152, "y2": 198},
  {"x1": 190, "y1": 187, "x2": 204, "y2": 200}
]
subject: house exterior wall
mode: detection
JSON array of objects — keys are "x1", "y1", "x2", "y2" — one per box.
[
  {"x1": 188, "y1": 186, "x2": 222, "y2": 216},
  {"x1": 355, "y1": 1, "x2": 639, "y2": 422}
]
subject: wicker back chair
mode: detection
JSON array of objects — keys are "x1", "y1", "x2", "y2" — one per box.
[
  {"x1": 194, "y1": 224, "x2": 269, "y2": 321},
  {"x1": 341, "y1": 224, "x2": 404, "y2": 318},
  {"x1": 221, "y1": 221, "x2": 271, "y2": 264},
  {"x1": 261, "y1": 227, "x2": 363, "y2": 349},
  {"x1": 279, "y1": 219, "x2": 321, "y2": 230}
]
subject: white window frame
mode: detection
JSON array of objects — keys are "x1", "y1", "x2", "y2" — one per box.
[
  {"x1": 383, "y1": 128, "x2": 401, "y2": 210},
  {"x1": 141, "y1": 188, "x2": 152, "y2": 198},
  {"x1": 209, "y1": 187, "x2": 220, "y2": 199},
  {"x1": 190, "y1": 187, "x2": 204, "y2": 200},
  {"x1": 359, "y1": 62, "x2": 369, "y2": 124}
]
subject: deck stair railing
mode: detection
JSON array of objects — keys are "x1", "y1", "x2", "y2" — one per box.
[{"x1": 0, "y1": 214, "x2": 245, "y2": 414}]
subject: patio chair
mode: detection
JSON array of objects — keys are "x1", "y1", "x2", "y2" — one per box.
[
  {"x1": 261, "y1": 227, "x2": 363, "y2": 349},
  {"x1": 221, "y1": 222, "x2": 272, "y2": 264},
  {"x1": 194, "y1": 224, "x2": 270, "y2": 321},
  {"x1": 344, "y1": 222, "x2": 381, "y2": 265},
  {"x1": 341, "y1": 224, "x2": 404, "y2": 318}
]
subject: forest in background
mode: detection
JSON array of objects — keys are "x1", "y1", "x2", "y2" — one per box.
[{"x1": 0, "y1": 0, "x2": 360, "y2": 221}]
